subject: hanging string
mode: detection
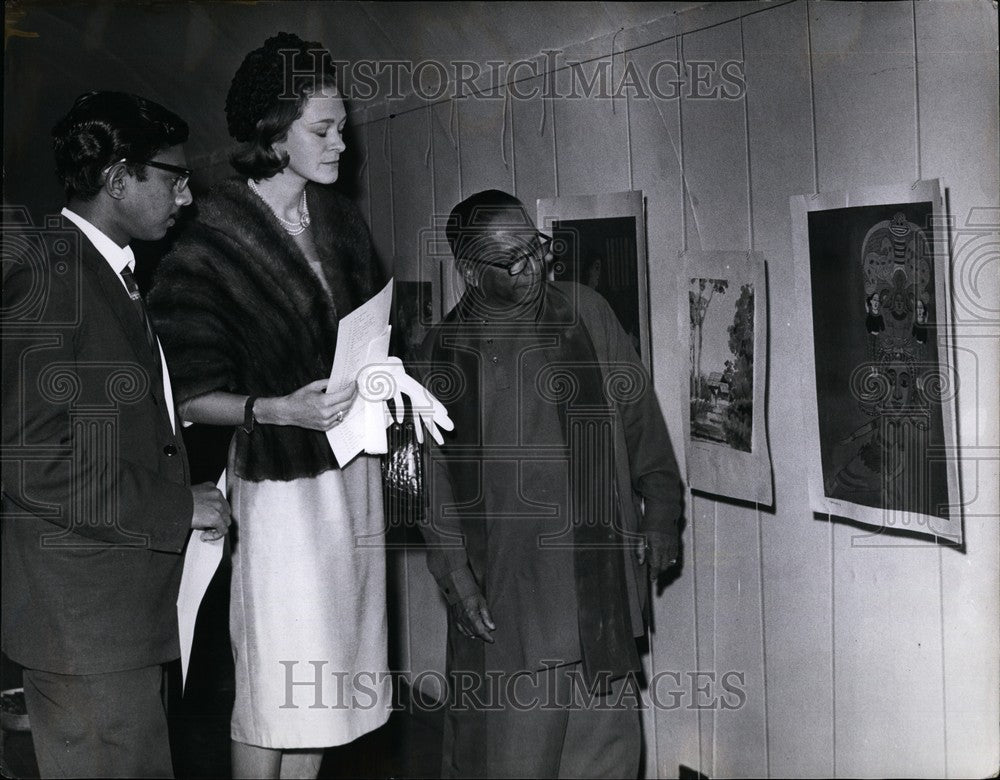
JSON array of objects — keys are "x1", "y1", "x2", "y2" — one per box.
[
  {"x1": 448, "y1": 97, "x2": 458, "y2": 148},
  {"x1": 424, "y1": 104, "x2": 433, "y2": 168},
  {"x1": 500, "y1": 84, "x2": 511, "y2": 168},
  {"x1": 610, "y1": 28, "x2": 622, "y2": 115},
  {"x1": 382, "y1": 98, "x2": 391, "y2": 162},
  {"x1": 538, "y1": 80, "x2": 548, "y2": 135}
]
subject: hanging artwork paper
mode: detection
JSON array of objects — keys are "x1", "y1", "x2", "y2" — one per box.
[
  {"x1": 681, "y1": 251, "x2": 773, "y2": 505},
  {"x1": 537, "y1": 191, "x2": 651, "y2": 368},
  {"x1": 790, "y1": 179, "x2": 961, "y2": 542}
]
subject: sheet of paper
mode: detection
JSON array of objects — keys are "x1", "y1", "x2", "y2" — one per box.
[
  {"x1": 363, "y1": 327, "x2": 392, "y2": 454},
  {"x1": 326, "y1": 279, "x2": 394, "y2": 465},
  {"x1": 327, "y1": 279, "x2": 393, "y2": 397},
  {"x1": 327, "y1": 325, "x2": 392, "y2": 463},
  {"x1": 177, "y1": 470, "x2": 226, "y2": 690}
]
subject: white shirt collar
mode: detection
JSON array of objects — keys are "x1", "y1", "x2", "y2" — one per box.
[{"x1": 61, "y1": 207, "x2": 135, "y2": 275}]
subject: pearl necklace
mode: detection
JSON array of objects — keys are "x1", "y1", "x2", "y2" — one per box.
[{"x1": 247, "y1": 178, "x2": 311, "y2": 235}]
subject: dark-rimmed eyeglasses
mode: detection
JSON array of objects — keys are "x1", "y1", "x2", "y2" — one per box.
[
  {"x1": 476, "y1": 232, "x2": 554, "y2": 276},
  {"x1": 106, "y1": 157, "x2": 192, "y2": 194}
]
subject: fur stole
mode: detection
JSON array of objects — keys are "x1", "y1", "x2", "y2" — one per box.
[{"x1": 147, "y1": 177, "x2": 383, "y2": 481}]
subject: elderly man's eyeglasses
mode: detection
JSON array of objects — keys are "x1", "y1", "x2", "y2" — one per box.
[
  {"x1": 477, "y1": 232, "x2": 554, "y2": 276},
  {"x1": 106, "y1": 158, "x2": 193, "y2": 193}
]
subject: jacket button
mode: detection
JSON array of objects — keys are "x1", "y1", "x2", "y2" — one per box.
[{"x1": 163, "y1": 444, "x2": 178, "y2": 457}]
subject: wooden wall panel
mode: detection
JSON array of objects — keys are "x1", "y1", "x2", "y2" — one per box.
[
  {"x1": 915, "y1": 1, "x2": 1000, "y2": 776},
  {"x1": 810, "y1": 2, "x2": 946, "y2": 775},
  {"x1": 457, "y1": 91, "x2": 515, "y2": 197},
  {"x1": 510, "y1": 74, "x2": 557, "y2": 211},
  {"x1": 365, "y1": 117, "x2": 395, "y2": 271},
  {"x1": 811, "y1": 1, "x2": 920, "y2": 189},
  {"x1": 742, "y1": 2, "x2": 835, "y2": 776},
  {"x1": 430, "y1": 100, "x2": 464, "y2": 316},
  {"x1": 551, "y1": 50, "x2": 631, "y2": 195},
  {"x1": 626, "y1": 24, "x2": 702, "y2": 779},
  {"x1": 389, "y1": 107, "x2": 435, "y2": 280},
  {"x1": 679, "y1": 14, "x2": 768, "y2": 778},
  {"x1": 350, "y1": 108, "x2": 373, "y2": 228}
]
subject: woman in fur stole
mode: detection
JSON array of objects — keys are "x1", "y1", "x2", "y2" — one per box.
[{"x1": 148, "y1": 34, "x2": 391, "y2": 779}]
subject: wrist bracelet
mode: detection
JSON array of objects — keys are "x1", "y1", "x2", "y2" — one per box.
[{"x1": 242, "y1": 396, "x2": 258, "y2": 434}]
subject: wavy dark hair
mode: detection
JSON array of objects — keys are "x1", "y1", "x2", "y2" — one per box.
[
  {"x1": 52, "y1": 91, "x2": 189, "y2": 201},
  {"x1": 226, "y1": 32, "x2": 338, "y2": 180}
]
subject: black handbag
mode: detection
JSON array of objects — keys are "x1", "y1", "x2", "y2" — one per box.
[{"x1": 381, "y1": 415, "x2": 426, "y2": 535}]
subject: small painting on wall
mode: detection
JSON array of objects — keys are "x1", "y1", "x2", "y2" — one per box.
[{"x1": 681, "y1": 252, "x2": 772, "y2": 505}]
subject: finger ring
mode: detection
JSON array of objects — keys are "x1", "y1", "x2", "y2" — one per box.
[{"x1": 335, "y1": 410, "x2": 344, "y2": 423}]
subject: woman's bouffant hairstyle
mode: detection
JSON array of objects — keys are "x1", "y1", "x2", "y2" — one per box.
[
  {"x1": 226, "y1": 32, "x2": 339, "y2": 180},
  {"x1": 52, "y1": 91, "x2": 189, "y2": 201}
]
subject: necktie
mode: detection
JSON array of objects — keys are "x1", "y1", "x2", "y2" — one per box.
[{"x1": 119, "y1": 265, "x2": 163, "y2": 373}]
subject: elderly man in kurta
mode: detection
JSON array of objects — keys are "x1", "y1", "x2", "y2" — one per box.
[{"x1": 417, "y1": 189, "x2": 684, "y2": 778}]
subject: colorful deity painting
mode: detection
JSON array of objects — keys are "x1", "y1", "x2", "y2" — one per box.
[{"x1": 802, "y1": 194, "x2": 956, "y2": 537}]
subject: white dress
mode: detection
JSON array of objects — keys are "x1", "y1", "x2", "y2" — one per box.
[{"x1": 228, "y1": 440, "x2": 391, "y2": 748}]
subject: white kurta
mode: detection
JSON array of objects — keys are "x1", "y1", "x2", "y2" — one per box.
[{"x1": 228, "y1": 445, "x2": 390, "y2": 748}]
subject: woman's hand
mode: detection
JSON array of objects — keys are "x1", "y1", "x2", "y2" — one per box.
[{"x1": 259, "y1": 379, "x2": 357, "y2": 431}]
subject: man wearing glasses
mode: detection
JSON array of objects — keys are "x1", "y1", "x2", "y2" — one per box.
[
  {"x1": 2, "y1": 91, "x2": 229, "y2": 777},
  {"x1": 418, "y1": 189, "x2": 683, "y2": 777}
]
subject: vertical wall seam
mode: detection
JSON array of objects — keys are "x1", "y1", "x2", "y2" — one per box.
[
  {"x1": 678, "y1": 34, "x2": 688, "y2": 252},
  {"x1": 938, "y1": 543, "x2": 949, "y2": 778},
  {"x1": 550, "y1": 84, "x2": 560, "y2": 197},
  {"x1": 757, "y1": 504, "x2": 771, "y2": 779},
  {"x1": 507, "y1": 86, "x2": 517, "y2": 196},
  {"x1": 830, "y1": 517, "x2": 837, "y2": 778},
  {"x1": 741, "y1": 12, "x2": 756, "y2": 253},
  {"x1": 677, "y1": 30, "x2": 700, "y2": 777},
  {"x1": 428, "y1": 104, "x2": 437, "y2": 219},
  {"x1": 428, "y1": 104, "x2": 445, "y2": 319},
  {"x1": 912, "y1": 9, "x2": 943, "y2": 769},
  {"x1": 690, "y1": 495, "x2": 703, "y2": 778},
  {"x1": 805, "y1": 0, "x2": 820, "y2": 193},
  {"x1": 711, "y1": 501, "x2": 719, "y2": 778},
  {"x1": 911, "y1": 0, "x2": 923, "y2": 182},
  {"x1": 740, "y1": 11, "x2": 768, "y2": 776},
  {"x1": 456, "y1": 99, "x2": 464, "y2": 199},
  {"x1": 387, "y1": 118, "x2": 396, "y2": 264},
  {"x1": 625, "y1": 47, "x2": 635, "y2": 193},
  {"x1": 631, "y1": 34, "x2": 654, "y2": 777},
  {"x1": 364, "y1": 110, "x2": 373, "y2": 227}
]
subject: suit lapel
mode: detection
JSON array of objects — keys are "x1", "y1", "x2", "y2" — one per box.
[{"x1": 70, "y1": 220, "x2": 157, "y2": 374}]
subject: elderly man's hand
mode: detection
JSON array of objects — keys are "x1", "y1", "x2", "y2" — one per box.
[
  {"x1": 636, "y1": 528, "x2": 680, "y2": 580},
  {"x1": 451, "y1": 591, "x2": 496, "y2": 643}
]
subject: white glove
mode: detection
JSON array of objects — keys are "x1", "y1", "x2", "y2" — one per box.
[{"x1": 357, "y1": 356, "x2": 454, "y2": 445}]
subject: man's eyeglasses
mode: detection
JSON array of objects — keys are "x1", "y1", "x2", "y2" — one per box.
[
  {"x1": 142, "y1": 160, "x2": 193, "y2": 193},
  {"x1": 106, "y1": 157, "x2": 193, "y2": 193},
  {"x1": 477, "y1": 232, "x2": 554, "y2": 276}
]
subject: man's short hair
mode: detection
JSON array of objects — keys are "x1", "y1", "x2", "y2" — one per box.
[
  {"x1": 52, "y1": 91, "x2": 189, "y2": 201},
  {"x1": 446, "y1": 189, "x2": 534, "y2": 264}
]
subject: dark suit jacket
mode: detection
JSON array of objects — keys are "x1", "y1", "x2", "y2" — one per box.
[{"x1": 2, "y1": 218, "x2": 193, "y2": 675}]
